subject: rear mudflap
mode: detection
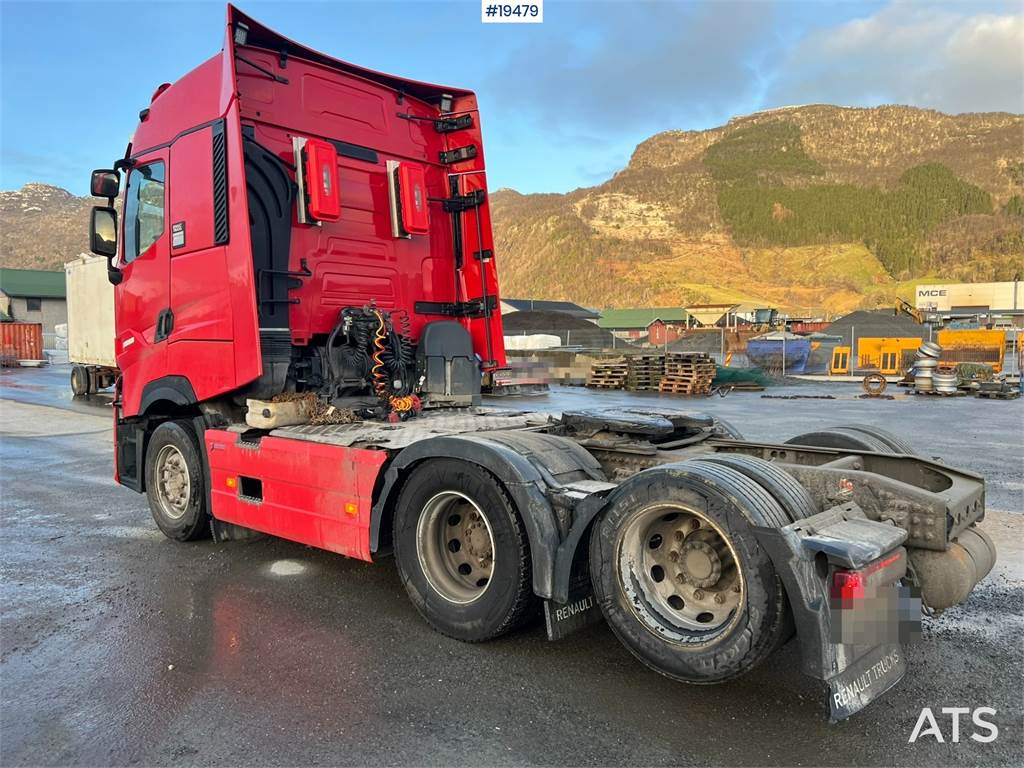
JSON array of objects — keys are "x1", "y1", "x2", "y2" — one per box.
[{"x1": 755, "y1": 502, "x2": 918, "y2": 721}]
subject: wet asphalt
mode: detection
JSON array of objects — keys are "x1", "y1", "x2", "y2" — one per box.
[{"x1": 1, "y1": 366, "x2": 1022, "y2": 766}]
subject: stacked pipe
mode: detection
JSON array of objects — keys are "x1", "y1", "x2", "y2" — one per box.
[{"x1": 912, "y1": 342, "x2": 941, "y2": 393}]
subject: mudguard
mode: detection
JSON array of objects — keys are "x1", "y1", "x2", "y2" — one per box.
[
  {"x1": 754, "y1": 502, "x2": 913, "y2": 720},
  {"x1": 370, "y1": 432, "x2": 606, "y2": 600}
]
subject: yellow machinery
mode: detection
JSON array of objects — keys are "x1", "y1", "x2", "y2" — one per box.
[
  {"x1": 855, "y1": 337, "x2": 922, "y2": 374},
  {"x1": 936, "y1": 329, "x2": 1006, "y2": 373},
  {"x1": 895, "y1": 298, "x2": 926, "y2": 324},
  {"x1": 829, "y1": 346, "x2": 851, "y2": 374}
]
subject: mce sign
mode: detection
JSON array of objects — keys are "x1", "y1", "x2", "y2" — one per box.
[{"x1": 917, "y1": 289, "x2": 948, "y2": 298}]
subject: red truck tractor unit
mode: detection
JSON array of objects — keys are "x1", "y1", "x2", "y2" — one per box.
[{"x1": 89, "y1": 6, "x2": 996, "y2": 720}]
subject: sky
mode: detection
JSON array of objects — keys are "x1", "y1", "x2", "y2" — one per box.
[{"x1": 1, "y1": 0, "x2": 1021, "y2": 196}]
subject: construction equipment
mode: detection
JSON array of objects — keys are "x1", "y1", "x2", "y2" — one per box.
[
  {"x1": 86, "y1": 5, "x2": 996, "y2": 721},
  {"x1": 895, "y1": 297, "x2": 928, "y2": 325}
]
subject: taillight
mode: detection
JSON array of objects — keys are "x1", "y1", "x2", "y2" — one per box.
[
  {"x1": 831, "y1": 551, "x2": 906, "y2": 604},
  {"x1": 831, "y1": 570, "x2": 866, "y2": 601}
]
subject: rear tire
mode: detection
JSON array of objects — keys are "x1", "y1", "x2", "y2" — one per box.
[
  {"x1": 691, "y1": 453, "x2": 818, "y2": 521},
  {"x1": 393, "y1": 459, "x2": 537, "y2": 642},
  {"x1": 70, "y1": 365, "x2": 91, "y2": 396},
  {"x1": 144, "y1": 420, "x2": 210, "y2": 541},
  {"x1": 784, "y1": 426, "x2": 893, "y2": 453},
  {"x1": 833, "y1": 424, "x2": 916, "y2": 454},
  {"x1": 590, "y1": 461, "x2": 791, "y2": 684}
]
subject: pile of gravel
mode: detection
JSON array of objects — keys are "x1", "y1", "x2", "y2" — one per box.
[
  {"x1": 825, "y1": 310, "x2": 927, "y2": 346},
  {"x1": 501, "y1": 310, "x2": 628, "y2": 349}
]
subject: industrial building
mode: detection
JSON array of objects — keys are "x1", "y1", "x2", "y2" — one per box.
[
  {"x1": 915, "y1": 281, "x2": 1023, "y2": 321},
  {"x1": 0, "y1": 268, "x2": 68, "y2": 343}
]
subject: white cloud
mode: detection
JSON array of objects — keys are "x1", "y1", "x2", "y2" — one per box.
[{"x1": 767, "y1": 3, "x2": 1024, "y2": 113}]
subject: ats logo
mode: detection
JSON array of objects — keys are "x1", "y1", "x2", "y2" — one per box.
[{"x1": 909, "y1": 707, "x2": 998, "y2": 743}]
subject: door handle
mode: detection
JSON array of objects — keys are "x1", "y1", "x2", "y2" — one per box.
[{"x1": 155, "y1": 308, "x2": 174, "y2": 342}]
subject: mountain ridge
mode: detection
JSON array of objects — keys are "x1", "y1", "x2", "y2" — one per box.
[
  {"x1": 2, "y1": 105, "x2": 1021, "y2": 314},
  {"x1": 490, "y1": 104, "x2": 1023, "y2": 313}
]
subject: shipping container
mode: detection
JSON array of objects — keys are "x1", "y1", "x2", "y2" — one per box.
[{"x1": 0, "y1": 322, "x2": 44, "y2": 364}]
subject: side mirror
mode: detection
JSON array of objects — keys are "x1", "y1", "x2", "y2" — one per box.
[
  {"x1": 90, "y1": 207, "x2": 118, "y2": 257},
  {"x1": 90, "y1": 169, "x2": 120, "y2": 198}
]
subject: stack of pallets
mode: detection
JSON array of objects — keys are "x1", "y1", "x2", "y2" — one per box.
[
  {"x1": 626, "y1": 354, "x2": 666, "y2": 391},
  {"x1": 587, "y1": 359, "x2": 629, "y2": 389},
  {"x1": 659, "y1": 353, "x2": 716, "y2": 395}
]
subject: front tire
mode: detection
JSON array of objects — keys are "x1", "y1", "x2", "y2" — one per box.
[
  {"x1": 144, "y1": 420, "x2": 210, "y2": 541},
  {"x1": 590, "y1": 461, "x2": 791, "y2": 684},
  {"x1": 393, "y1": 459, "x2": 536, "y2": 642}
]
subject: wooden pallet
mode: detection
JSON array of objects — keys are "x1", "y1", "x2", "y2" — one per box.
[
  {"x1": 587, "y1": 360, "x2": 628, "y2": 390},
  {"x1": 658, "y1": 379, "x2": 712, "y2": 395},
  {"x1": 659, "y1": 353, "x2": 715, "y2": 395},
  {"x1": 625, "y1": 354, "x2": 666, "y2": 391},
  {"x1": 975, "y1": 389, "x2": 1021, "y2": 400}
]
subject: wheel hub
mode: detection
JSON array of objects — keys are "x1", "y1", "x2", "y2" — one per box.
[
  {"x1": 679, "y1": 540, "x2": 722, "y2": 588},
  {"x1": 618, "y1": 505, "x2": 744, "y2": 635},
  {"x1": 155, "y1": 445, "x2": 190, "y2": 520},
  {"x1": 416, "y1": 491, "x2": 496, "y2": 605}
]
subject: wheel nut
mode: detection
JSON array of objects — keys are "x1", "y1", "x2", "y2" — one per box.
[
  {"x1": 714, "y1": 593, "x2": 725, "y2": 604},
  {"x1": 693, "y1": 589, "x2": 705, "y2": 600},
  {"x1": 674, "y1": 530, "x2": 685, "y2": 542},
  {"x1": 668, "y1": 550, "x2": 679, "y2": 562},
  {"x1": 732, "y1": 583, "x2": 741, "y2": 593}
]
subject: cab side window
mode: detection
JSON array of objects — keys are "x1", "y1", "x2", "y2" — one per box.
[{"x1": 123, "y1": 162, "x2": 166, "y2": 263}]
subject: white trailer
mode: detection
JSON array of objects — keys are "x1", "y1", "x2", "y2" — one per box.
[{"x1": 65, "y1": 255, "x2": 117, "y2": 395}]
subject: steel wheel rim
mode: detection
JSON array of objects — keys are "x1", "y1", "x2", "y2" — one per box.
[
  {"x1": 616, "y1": 503, "x2": 744, "y2": 641},
  {"x1": 416, "y1": 491, "x2": 496, "y2": 605},
  {"x1": 155, "y1": 444, "x2": 190, "y2": 520}
]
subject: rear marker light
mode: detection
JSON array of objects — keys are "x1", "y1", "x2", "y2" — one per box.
[
  {"x1": 387, "y1": 160, "x2": 429, "y2": 237},
  {"x1": 226, "y1": 477, "x2": 237, "y2": 489},
  {"x1": 293, "y1": 136, "x2": 341, "y2": 223},
  {"x1": 345, "y1": 502, "x2": 358, "y2": 516}
]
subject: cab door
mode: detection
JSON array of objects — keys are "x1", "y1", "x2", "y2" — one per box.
[{"x1": 114, "y1": 153, "x2": 171, "y2": 417}]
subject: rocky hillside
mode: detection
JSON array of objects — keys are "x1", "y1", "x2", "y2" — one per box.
[
  {"x1": 2, "y1": 106, "x2": 1021, "y2": 314},
  {"x1": 492, "y1": 105, "x2": 1024, "y2": 314},
  {"x1": 0, "y1": 184, "x2": 95, "y2": 270}
]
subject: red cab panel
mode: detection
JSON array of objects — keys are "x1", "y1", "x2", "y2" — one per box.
[
  {"x1": 398, "y1": 162, "x2": 429, "y2": 235},
  {"x1": 304, "y1": 138, "x2": 341, "y2": 221}
]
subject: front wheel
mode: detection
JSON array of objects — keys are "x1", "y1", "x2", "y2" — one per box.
[
  {"x1": 144, "y1": 420, "x2": 210, "y2": 541},
  {"x1": 590, "y1": 461, "x2": 791, "y2": 683},
  {"x1": 393, "y1": 459, "x2": 537, "y2": 642}
]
